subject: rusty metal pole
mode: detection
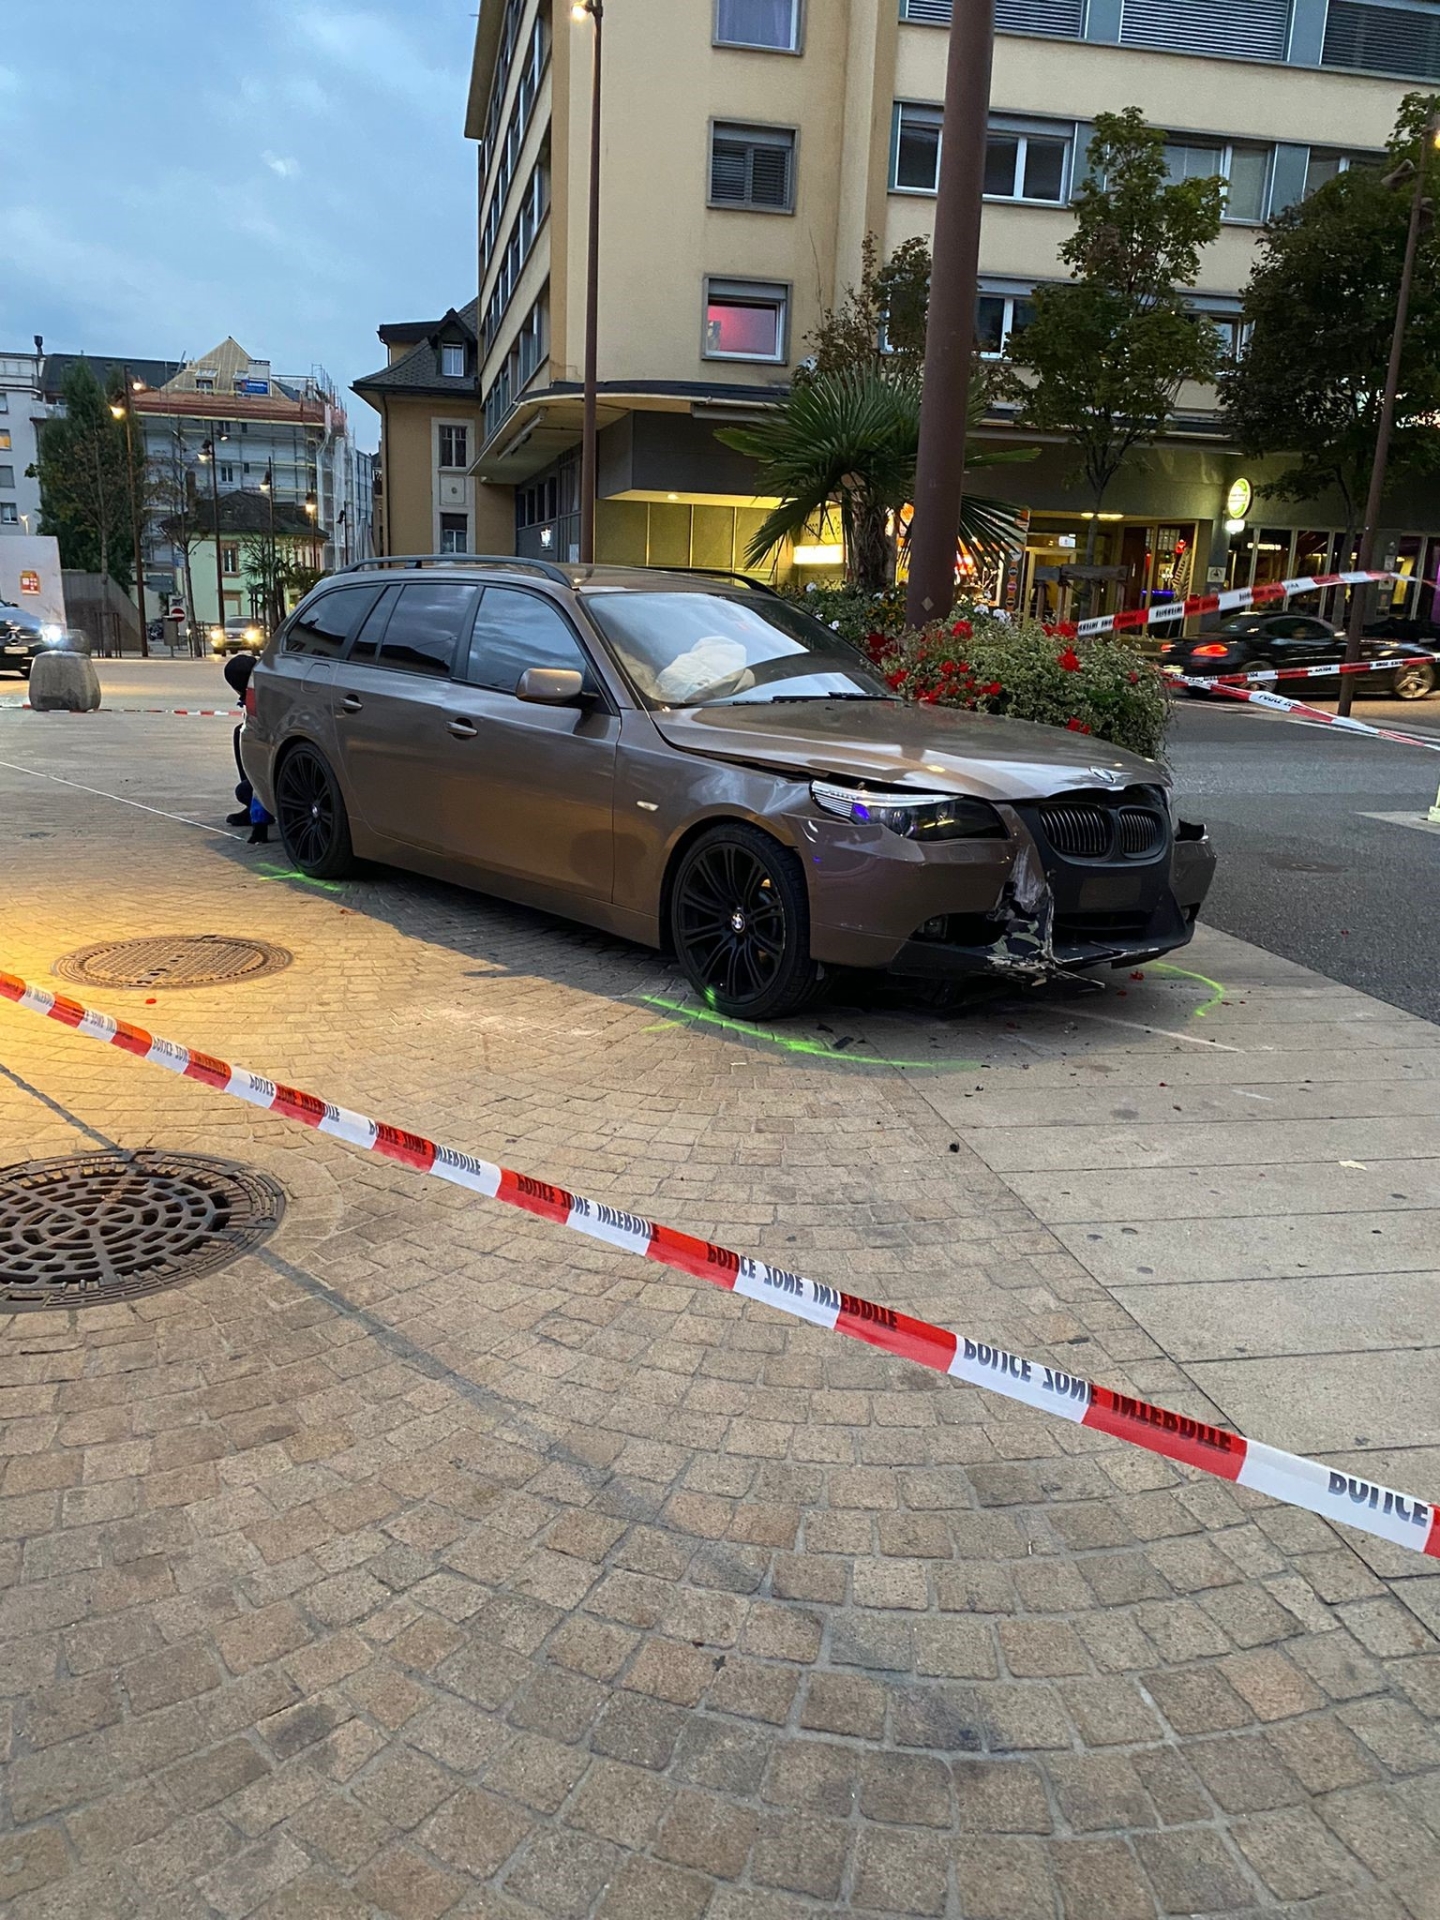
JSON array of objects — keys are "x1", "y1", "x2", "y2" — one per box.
[
  {"x1": 904, "y1": 0, "x2": 995, "y2": 632},
  {"x1": 577, "y1": 0, "x2": 604, "y2": 566}
]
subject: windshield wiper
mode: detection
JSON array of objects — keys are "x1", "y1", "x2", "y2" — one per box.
[{"x1": 760, "y1": 692, "x2": 896, "y2": 703}]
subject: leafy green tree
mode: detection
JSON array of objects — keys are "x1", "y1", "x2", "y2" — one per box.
[
  {"x1": 804, "y1": 234, "x2": 934, "y2": 381},
  {"x1": 31, "y1": 360, "x2": 146, "y2": 587},
  {"x1": 1220, "y1": 92, "x2": 1440, "y2": 537},
  {"x1": 998, "y1": 107, "x2": 1224, "y2": 565},
  {"x1": 717, "y1": 370, "x2": 1030, "y2": 593}
]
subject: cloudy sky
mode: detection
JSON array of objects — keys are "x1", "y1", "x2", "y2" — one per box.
[{"x1": 1, "y1": 2, "x2": 480, "y2": 449}]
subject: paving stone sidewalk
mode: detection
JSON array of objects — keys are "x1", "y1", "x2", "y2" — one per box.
[{"x1": 1, "y1": 699, "x2": 1439, "y2": 1918}]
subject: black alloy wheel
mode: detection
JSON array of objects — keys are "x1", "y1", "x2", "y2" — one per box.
[
  {"x1": 1392, "y1": 662, "x2": 1436, "y2": 701},
  {"x1": 670, "y1": 823, "x2": 822, "y2": 1021},
  {"x1": 275, "y1": 745, "x2": 355, "y2": 878}
]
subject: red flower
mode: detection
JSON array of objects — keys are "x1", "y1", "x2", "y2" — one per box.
[
  {"x1": 1064, "y1": 717, "x2": 1092, "y2": 733},
  {"x1": 917, "y1": 689, "x2": 940, "y2": 704},
  {"x1": 1127, "y1": 670, "x2": 1139, "y2": 684},
  {"x1": 1057, "y1": 647, "x2": 1082, "y2": 673},
  {"x1": 951, "y1": 619, "x2": 972, "y2": 638},
  {"x1": 1055, "y1": 621, "x2": 1078, "y2": 638},
  {"x1": 885, "y1": 670, "x2": 905, "y2": 691},
  {"x1": 982, "y1": 681, "x2": 1002, "y2": 696}
]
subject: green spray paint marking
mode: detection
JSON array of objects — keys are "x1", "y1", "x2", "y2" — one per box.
[
  {"x1": 254, "y1": 861, "x2": 345, "y2": 896},
  {"x1": 1150, "y1": 961, "x2": 1226, "y2": 1019},
  {"x1": 639, "y1": 995, "x2": 983, "y2": 1071}
]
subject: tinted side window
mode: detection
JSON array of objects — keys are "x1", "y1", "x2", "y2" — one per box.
[
  {"x1": 282, "y1": 586, "x2": 380, "y2": 657},
  {"x1": 348, "y1": 584, "x2": 401, "y2": 662},
  {"x1": 464, "y1": 587, "x2": 590, "y2": 694},
  {"x1": 375, "y1": 582, "x2": 480, "y2": 678}
]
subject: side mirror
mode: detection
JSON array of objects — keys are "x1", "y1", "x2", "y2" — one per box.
[{"x1": 516, "y1": 666, "x2": 585, "y2": 705}]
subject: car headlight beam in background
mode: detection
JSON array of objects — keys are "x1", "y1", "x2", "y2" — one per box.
[{"x1": 812, "y1": 780, "x2": 1006, "y2": 842}]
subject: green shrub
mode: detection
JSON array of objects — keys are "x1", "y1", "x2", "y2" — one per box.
[
  {"x1": 875, "y1": 606, "x2": 1172, "y2": 759},
  {"x1": 782, "y1": 581, "x2": 906, "y2": 652}
]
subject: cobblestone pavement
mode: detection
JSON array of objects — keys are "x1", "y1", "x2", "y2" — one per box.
[{"x1": 2, "y1": 689, "x2": 1439, "y2": 1918}]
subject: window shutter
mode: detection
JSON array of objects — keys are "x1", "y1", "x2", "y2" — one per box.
[
  {"x1": 711, "y1": 139, "x2": 749, "y2": 202},
  {"x1": 901, "y1": 0, "x2": 1085, "y2": 34},
  {"x1": 1323, "y1": 0, "x2": 1440, "y2": 79},
  {"x1": 749, "y1": 142, "x2": 792, "y2": 208},
  {"x1": 1120, "y1": 0, "x2": 1290, "y2": 59}
]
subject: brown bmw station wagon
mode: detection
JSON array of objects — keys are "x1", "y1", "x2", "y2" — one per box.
[{"x1": 243, "y1": 557, "x2": 1215, "y2": 1020}]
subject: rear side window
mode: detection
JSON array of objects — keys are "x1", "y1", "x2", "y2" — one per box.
[
  {"x1": 463, "y1": 586, "x2": 591, "y2": 694},
  {"x1": 374, "y1": 581, "x2": 480, "y2": 678},
  {"x1": 347, "y1": 584, "x2": 400, "y2": 662},
  {"x1": 282, "y1": 586, "x2": 379, "y2": 657}
]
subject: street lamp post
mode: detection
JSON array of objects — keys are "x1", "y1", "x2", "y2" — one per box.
[
  {"x1": 199, "y1": 437, "x2": 225, "y2": 642},
  {"x1": 1338, "y1": 104, "x2": 1440, "y2": 717},
  {"x1": 261, "y1": 463, "x2": 279, "y2": 630},
  {"x1": 111, "y1": 368, "x2": 150, "y2": 658},
  {"x1": 904, "y1": 0, "x2": 997, "y2": 631},
  {"x1": 573, "y1": 0, "x2": 604, "y2": 566}
]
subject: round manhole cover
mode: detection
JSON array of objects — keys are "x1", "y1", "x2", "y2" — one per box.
[
  {"x1": 0, "y1": 1150, "x2": 285, "y2": 1310},
  {"x1": 54, "y1": 934, "x2": 293, "y2": 990}
]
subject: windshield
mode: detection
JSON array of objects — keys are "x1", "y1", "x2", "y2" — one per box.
[{"x1": 580, "y1": 590, "x2": 894, "y2": 708}]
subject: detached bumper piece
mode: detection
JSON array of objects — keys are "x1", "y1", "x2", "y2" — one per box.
[{"x1": 889, "y1": 785, "x2": 1215, "y2": 983}]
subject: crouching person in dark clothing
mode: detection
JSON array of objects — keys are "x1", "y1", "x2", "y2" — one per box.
[{"x1": 223, "y1": 652, "x2": 273, "y2": 845}]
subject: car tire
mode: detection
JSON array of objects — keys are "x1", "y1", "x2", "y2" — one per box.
[
  {"x1": 274, "y1": 743, "x2": 355, "y2": 878},
  {"x1": 1392, "y1": 663, "x2": 1436, "y2": 701},
  {"x1": 669, "y1": 822, "x2": 824, "y2": 1022}
]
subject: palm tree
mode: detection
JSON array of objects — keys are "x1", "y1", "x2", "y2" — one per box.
[{"x1": 717, "y1": 368, "x2": 1034, "y2": 595}]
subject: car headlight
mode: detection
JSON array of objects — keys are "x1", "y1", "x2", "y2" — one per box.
[
  {"x1": 811, "y1": 780, "x2": 1006, "y2": 841},
  {"x1": 39, "y1": 624, "x2": 64, "y2": 644}
]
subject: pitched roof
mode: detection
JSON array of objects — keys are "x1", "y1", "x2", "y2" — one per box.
[
  {"x1": 164, "y1": 337, "x2": 258, "y2": 393},
  {"x1": 40, "y1": 353, "x2": 184, "y2": 401},
  {"x1": 353, "y1": 300, "x2": 480, "y2": 404},
  {"x1": 134, "y1": 388, "x2": 327, "y2": 425},
  {"x1": 165, "y1": 489, "x2": 329, "y2": 539}
]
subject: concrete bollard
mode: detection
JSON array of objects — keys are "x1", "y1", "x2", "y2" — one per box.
[{"x1": 27, "y1": 648, "x2": 102, "y2": 713}]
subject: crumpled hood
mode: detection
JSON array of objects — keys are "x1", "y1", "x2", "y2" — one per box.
[{"x1": 651, "y1": 699, "x2": 1165, "y2": 802}]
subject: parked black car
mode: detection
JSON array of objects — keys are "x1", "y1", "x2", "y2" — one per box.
[
  {"x1": 1163, "y1": 612, "x2": 1438, "y2": 700},
  {"x1": 0, "y1": 602, "x2": 51, "y2": 678}
]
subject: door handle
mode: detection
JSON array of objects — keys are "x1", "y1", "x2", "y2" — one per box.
[
  {"x1": 340, "y1": 694, "x2": 363, "y2": 713},
  {"x1": 447, "y1": 718, "x2": 478, "y2": 739}
]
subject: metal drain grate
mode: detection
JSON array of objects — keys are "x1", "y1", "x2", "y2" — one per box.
[
  {"x1": 0, "y1": 1150, "x2": 285, "y2": 1309},
  {"x1": 54, "y1": 934, "x2": 293, "y2": 990}
]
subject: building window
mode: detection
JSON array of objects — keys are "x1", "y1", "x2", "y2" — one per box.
[
  {"x1": 441, "y1": 343, "x2": 466, "y2": 379},
  {"x1": 219, "y1": 464, "x2": 236, "y2": 485},
  {"x1": 483, "y1": 291, "x2": 549, "y2": 442},
  {"x1": 0, "y1": 466, "x2": 14, "y2": 490},
  {"x1": 984, "y1": 127, "x2": 1069, "y2": 202},
  {"x1": 1304, "y1": 149, "x2": 1375, "y2": 195},
  {"x1": 195, "y1": 375, "x2": 214, "y2": 393},
  {"x1": 0, "y1": 431, "x2": 10, "y2": 451},
  {"x1": 710, "y1": 123, "x2": 796, "y2": 210},
  {"x1": 439, "y1": 513, "x2": 469, "y2": 554},
  {"x1": 1323, "y1": 1, "x2": 1440, "y2": 83},
  {"x1": 0, "y1": 392, "x2": 8, "y2": 412},
  {"x1": 894, "y1": 104, "x2": 942, "y2": 192},
  {"x1": 1164, "y1": 140, "x2": 1271, "y2": 224},
  {"x1": 976, "y1": 293, "x2": 1034, "y2": 357},
  {"x1": 439, "y1": 425, "x2": 469, "y2": 469},
  {"x1": 0, "y1": 504, "x2": 16, "y2": 525},
  {"x1": 901, "y1": 0, "x2": 1084, "y2": 38},
  {"x1": 704, "y1": 279, "x2": 789, "y2": 362},
  {"x1": 893, "y1": 106, "x2": 1070, "y2": 202},
  {"x1": 221, "y1": 544, "x2": 240, "y2": 575},
  {"x1": 715, "y1": 0, "x2": 801, "y2": 50}
]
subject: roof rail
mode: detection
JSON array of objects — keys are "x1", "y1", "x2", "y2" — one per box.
[{"x1": 332, "y1": 553, "x2": 572, "y2": 586}]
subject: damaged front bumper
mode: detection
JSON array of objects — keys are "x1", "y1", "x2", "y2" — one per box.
[{"x1": 885, "y1": 815, "x2": 1217, "y2": 984}]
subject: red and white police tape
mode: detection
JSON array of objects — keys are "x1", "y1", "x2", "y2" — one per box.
[
  {"x1": 1171, "y1": 674, "x2": 1440, "y2": 751},
  {"x1": 0, "y1": 705, "x2": 241, "y2": 717},
  {"x1": 2, "y1": 967, "x2": 1435, "y2": 1561},
  {"x1": 1175, "y1": 653, "x2": 1440, "y2": 690},
  {"x1": 1077, "y1": 571, "x2": 1397, "y2": 639}
]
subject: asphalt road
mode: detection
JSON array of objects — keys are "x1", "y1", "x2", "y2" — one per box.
[{"x1": 1169, "y1": 692, "x2": 1440, "y2": 1023}]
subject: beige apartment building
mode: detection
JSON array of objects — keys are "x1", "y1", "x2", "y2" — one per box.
[{"x1": 458, "y1": 0, "x2": 1440, "y2": 621}]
